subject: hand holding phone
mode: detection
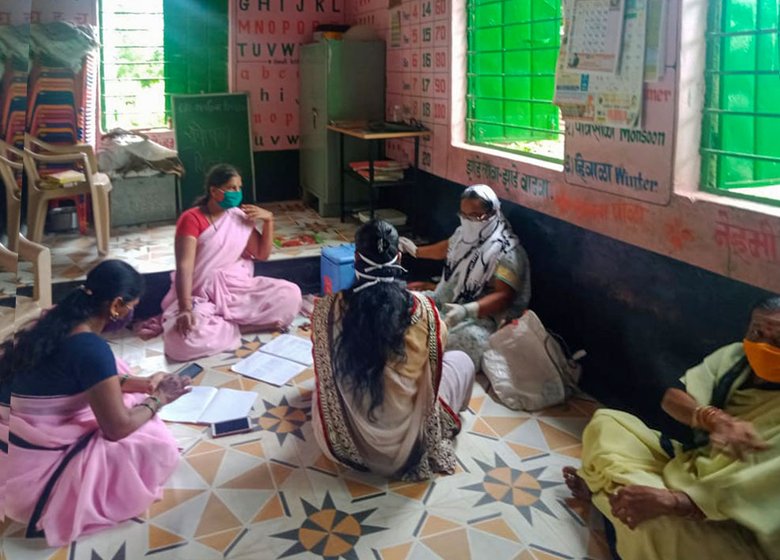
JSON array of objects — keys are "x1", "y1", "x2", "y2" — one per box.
[
  {"x1": 211, "y1": 417, "x2": 254, "y2": 438},
  {"x1": 177, "y1": 363, "x2": 204, "y2": 379}
]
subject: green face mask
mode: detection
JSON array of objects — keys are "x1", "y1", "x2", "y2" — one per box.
[{"x1": 218, "y1": 190, "x2": 243, "y2": 209}]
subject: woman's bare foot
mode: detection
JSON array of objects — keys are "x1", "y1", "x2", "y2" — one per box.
[
  {"x1": 563, "y1": 466, "x2": 592, "y2": 501},
  {"x1": 608, "y1": 485, "x2": 678, "y2": 529}
]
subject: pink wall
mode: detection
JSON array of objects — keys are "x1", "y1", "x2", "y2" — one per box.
[{"x1": 346, "y1": 0, "x2": 780, "y2": 295}]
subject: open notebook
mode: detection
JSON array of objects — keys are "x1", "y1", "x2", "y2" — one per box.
[
  {"x1": 158, "y1": 386, "x2": 257, "y2": 424},
  {"x1": 231, "y1": 334, "x2": 313, "y2": 386}
]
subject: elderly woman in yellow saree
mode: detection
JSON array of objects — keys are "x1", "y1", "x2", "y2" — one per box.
[{"x1": 564, "y1": 297, "x2": 780, "y2": 560}]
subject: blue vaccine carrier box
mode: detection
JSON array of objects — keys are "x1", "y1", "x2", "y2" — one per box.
[{"x1": 321, "y1": 243, "x2": 356, "y2": 294}]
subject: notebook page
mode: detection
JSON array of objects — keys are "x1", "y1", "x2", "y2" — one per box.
[
  {"x1": 198, "y1": 388, "x2": 257, "y2": 424},
  {"x1": 158, "y1": 386, "x2": 217, "y2": 423},
  {"x1": 231, "y1": 351, "x2": 308, "y2": 386},
  {"x1": 258, "y1": 334, "x2": 313, "y2": 366}
]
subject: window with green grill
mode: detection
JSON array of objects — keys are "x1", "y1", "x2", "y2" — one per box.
[
  {"x1": 466, "y1": 0, "x2": 564, "y2": 162},
  {"x1": 99, "y1": 0, "x2": 167, "y2": 130},
  {"x1": 701, "y1": 0, "x2": 780, "y2": 203}
]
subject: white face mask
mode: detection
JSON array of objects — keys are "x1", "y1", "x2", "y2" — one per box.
[{"x1": 459, "y1": 214, "x2": 496, "y2": 243}]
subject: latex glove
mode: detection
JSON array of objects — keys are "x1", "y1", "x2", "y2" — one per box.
[
  {"x1": 398, "y1": 236, "x2": 418, "y2": 257},
  {"x1": 444, "y1": 302, "x2": 479, "y2": 327}
]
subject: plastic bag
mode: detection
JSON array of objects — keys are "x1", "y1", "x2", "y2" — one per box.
[{"x1": 481, "y1": 310, "x2": 585, "y2": 411}]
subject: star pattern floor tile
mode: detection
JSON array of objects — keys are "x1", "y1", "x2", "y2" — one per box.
[{"x1": 2, "y1": 317, "x2": 606, "y2": 560}]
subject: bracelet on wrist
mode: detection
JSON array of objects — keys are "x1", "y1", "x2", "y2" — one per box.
[
  {"x1": 692, "y1": 405, "x2": 728, "y2": 432},
  {"x1": 149, "y1": 395, "x2": 162, "y2": 409},
  {"x1": 139, "y1": 402, "x2": 157, "y2": 416},
  {"x1": 119, "y1": 373, "x2": 130, "y2": 386}
]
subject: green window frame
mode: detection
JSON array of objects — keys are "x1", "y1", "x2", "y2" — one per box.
[
  {"x1": 98, "y1": 0, "x2": 167, "y2": 131},
  {"x1": 98, "y1": 0, "x2": 228, "y2": 132},
  {"x1": 466, "y1": 0, "x2": 564, "y2": 162},
  {"x1": 700, "y1": 0, "x2": 780, "y2": 203}
]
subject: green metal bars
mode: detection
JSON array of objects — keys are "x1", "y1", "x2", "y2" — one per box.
[
  {"x1": 466, "y1": 0, "x2": 563, "y2": 157},
  {"x1": 701, "y1": 0, "x2": 780, "y2": 197}
]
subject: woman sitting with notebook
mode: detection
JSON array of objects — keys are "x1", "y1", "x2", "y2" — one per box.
[
  {"x1": 311, "y1": 220, "x2": 475, "y2": 480},
  {"x1": 0, "y1": 260, "x2": 190, "y2": 546},
  {"x1": 157, "y1": 163, "x2": 302, "y2": 361}
]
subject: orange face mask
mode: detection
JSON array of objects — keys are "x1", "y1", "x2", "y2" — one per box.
[{"x1": 743, "y1": 339, "x2": 780, "y2": 382}]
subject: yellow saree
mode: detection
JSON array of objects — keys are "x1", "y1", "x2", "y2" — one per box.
[{"x1": 579, "y1": 343, "x2": 780, "y2": 560}]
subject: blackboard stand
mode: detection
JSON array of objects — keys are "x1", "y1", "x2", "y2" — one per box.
[{"x1": 172, "y1": 93, "x2": 256, "y2": 209}]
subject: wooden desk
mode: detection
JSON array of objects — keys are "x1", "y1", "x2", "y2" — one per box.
[{"x1": 327, "y1": 124, "x2": 430, "y2": 222}]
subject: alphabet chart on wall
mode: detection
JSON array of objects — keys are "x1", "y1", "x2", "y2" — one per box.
[
  {"x1": 379, "y1": 0, "x2": 451, "y2": 177},
  {"x1": 231, "y1": 0, "x2": 344, "y2": 152}
]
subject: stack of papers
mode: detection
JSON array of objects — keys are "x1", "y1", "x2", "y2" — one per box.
[
  {"x1": 231, "y1": 334, "x2": 313, "y2": 386},
  {"x1": 349, "y1": 160, "x2": 405, "y2": 182},
  {"x1": 159, "y1": 386, "x2": 257, "y2": 424}
]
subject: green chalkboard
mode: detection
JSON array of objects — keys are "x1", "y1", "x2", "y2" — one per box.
[{"x1": 172, "y1": 93, "x2": 255, "y2": 207}]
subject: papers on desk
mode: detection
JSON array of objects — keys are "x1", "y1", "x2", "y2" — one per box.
[
  {"x1": 159, "y1": 386, "x2": 257, "y2": 424},
  {"x1": 231, "y1": 334, "x2": 313, "y2": 386}
]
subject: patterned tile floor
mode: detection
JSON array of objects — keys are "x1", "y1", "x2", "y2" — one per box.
[
  {"x1": 24, "y1": 200, "x2": 359, "y2": 286},
  {"x1": 0, "y1": 305, "x2": 608, "y2": 560}
]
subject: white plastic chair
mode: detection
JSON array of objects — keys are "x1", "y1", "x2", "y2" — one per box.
[
  {"x1": 22, "y1": 134, "x2": 112, "y2": 255},
  {"x1": 0, "y1": 140, "x2": 24, "y2": 252},
  {"x1": 0, "y1": 234, "x2": 52, "y2": 342}
]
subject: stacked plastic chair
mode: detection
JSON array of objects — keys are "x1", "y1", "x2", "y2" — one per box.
[
  {"x1": 27, "y1": 62, "x2": 90, "y2": 234},
  {"x1": 1, "y1": 70, "x2": 27, "y2": 149}
]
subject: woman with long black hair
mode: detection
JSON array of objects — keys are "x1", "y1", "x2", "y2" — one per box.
[
  {"x1": 0, "y1": 260, "x2": 190, "y2": 546},
  {"x1": 311, "y1": 220, "x2": 475, "y2": 480}
]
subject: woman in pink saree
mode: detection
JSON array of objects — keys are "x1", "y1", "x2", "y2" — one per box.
[
  {"x1": 159, "y1": 164, "x2": 302, "y2": 361},
  {"x1": 0, "y1": 260, "x2": 190, "y2": 546}
]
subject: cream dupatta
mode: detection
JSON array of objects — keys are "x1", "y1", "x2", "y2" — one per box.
[{"x1": 311, "y1": 292, "x2": 460, "y2": 481}]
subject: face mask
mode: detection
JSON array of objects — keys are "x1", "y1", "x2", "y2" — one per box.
[
  {"x1": 743, "y1": 339, "x2": 780, "y2": 382},
  {"x1": 103, "y1": 308, "x2": 135, "y2": 334},
  {"x1": 218, "y1": 190, "x2": 243, "y2": 209},
  {"x1": 459, "y1": 214, "x2": 496, "y2": 243}
]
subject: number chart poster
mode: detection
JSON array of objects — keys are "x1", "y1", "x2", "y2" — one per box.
[
  {"x1": 377, "y1": 0, "x2": 452, "y2": 178},
  {"x1": 230, "y1": 0, "x2": 345, "y2": 151}
]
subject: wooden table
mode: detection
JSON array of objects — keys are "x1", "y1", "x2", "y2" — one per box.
[{"x1": 327, "y1": 124, "x2": 430, "y2": 222}]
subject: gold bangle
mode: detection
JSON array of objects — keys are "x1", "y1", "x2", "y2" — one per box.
[{"x1": 692, "y1": 405, "x2": 726, "y2": 432}]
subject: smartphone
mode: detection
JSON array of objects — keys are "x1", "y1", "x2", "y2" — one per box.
[
  {"x1": 177, "y1": 363, "x2": 204, "y2": 379},
  {"x1": 211, "y1": 417, "x2": 253, "y2": 438}
]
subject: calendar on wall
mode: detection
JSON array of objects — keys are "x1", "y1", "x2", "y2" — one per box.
[
  {"x1": 554, "y1": 0, "x2": 648, "y2": 129},
  {"x1": 561, "y1": 0, "x2": 678, "y2": 206}
]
